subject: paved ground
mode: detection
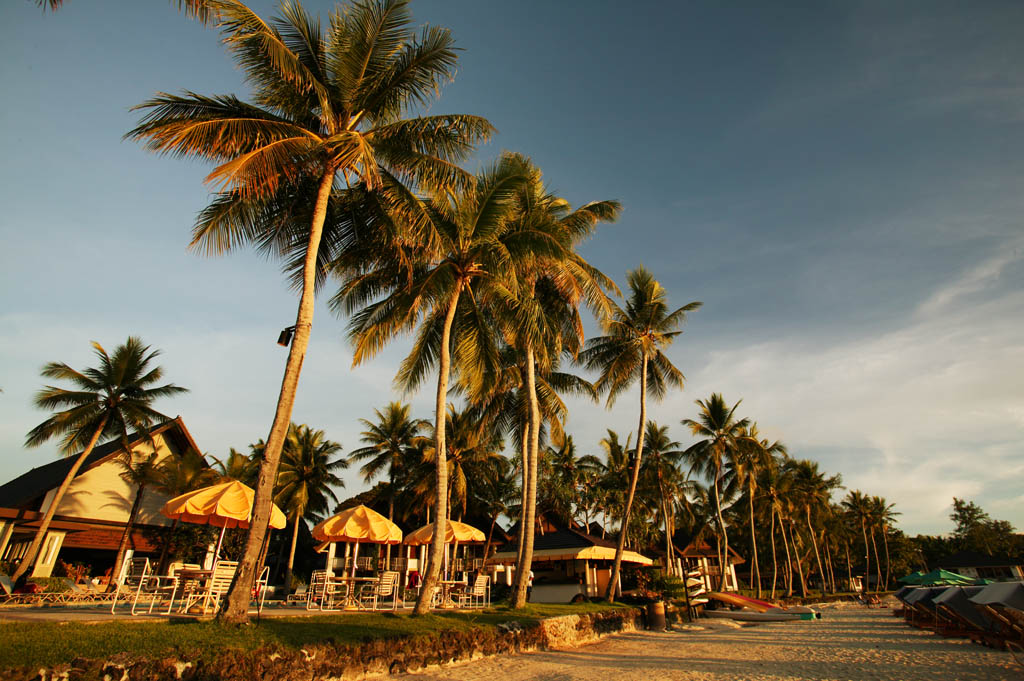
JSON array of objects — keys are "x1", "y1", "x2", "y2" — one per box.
[
  {"x1": 0, "y1": 602, "x2": 344, "y2": 622},
  {"x1": 398, "y1": 607, "x2": 1020, "y2": 681}
]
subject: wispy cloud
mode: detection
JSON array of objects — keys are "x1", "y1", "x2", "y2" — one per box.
[{"x1": 916, "y1": 237, "x2": 1024, "y2": 317}]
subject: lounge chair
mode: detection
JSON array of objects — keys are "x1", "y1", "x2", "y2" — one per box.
[
  {"x1": 286, "y1": 583, "x2": 308, "y2": 604},
  {"x1": 110, "y1": 558, "x2": 153, "y2": 614},
  {"x1": 358, "y1": 571, "x2": 399, "y2": 611},
  {"x1": 181, "y1": 560, "x2": 237, "y2": 614},
  {"x1": 454, "y1": 574, "x2": 490, "y2": 609}
]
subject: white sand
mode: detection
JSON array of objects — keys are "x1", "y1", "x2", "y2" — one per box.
[{"x1": 399, "y1": 606, "x2": 1019, "y2": 680}]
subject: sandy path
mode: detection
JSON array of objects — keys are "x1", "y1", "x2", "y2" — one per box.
[{"x1": 399, "y1": 606, "x2": 1019, "y2": 681}]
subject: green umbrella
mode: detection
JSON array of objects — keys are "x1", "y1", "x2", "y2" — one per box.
[
  {"x1": 916, "y1": 568, "x2": 973, "y2": 586},
  {"x1": 898, "y1": 570, "x2": 928, "y2": 585}
]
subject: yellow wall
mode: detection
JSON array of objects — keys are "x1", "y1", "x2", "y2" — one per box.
[{"x1": 40, "y1": 433, "x2": 179, "y2": 527}]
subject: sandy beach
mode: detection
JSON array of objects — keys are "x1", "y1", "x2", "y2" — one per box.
[{"x1": 399, "y1": 604, "x2": 1019, "y2": 681}]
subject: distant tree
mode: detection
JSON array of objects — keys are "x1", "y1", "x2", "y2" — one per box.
[
  {"x1": 15, "y1": 338, "x2": 187, "y2": 583},
  {"x1": 950, "y1": 498, "x2": 1016, "y2": 557},
  {"x1": 210, "y1": 447, "x2": 259, "y2": 485}
]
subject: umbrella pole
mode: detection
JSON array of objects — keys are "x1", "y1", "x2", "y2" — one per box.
[{"x1": 214, "y1": 524, "x2": 227, "y2": 567}]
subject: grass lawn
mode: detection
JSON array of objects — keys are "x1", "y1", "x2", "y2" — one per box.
[{"x1": 0, "y1": 602, "x2": 627, "y2": 669}]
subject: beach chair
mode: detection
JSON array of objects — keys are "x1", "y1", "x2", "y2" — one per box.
[
  {"x1": 182, "y1": 560, "x2": 237, "y2": 614},
  {"x1": 454, "y1": 574, "x2": 490, "y2": 609},
  {"x1": 358, "y1": 571, "x2": 399, "y2": 611},
  {"x1": 110, "y1": 558, "x2": 152, "y2": 614},
  {"x1": 254, "y1": 566, "x2": 270, "y2": 613},
  {"x1": 307, "y1": 570, "x2": 328, "y2": 610},
  {"x1": 286, "y1": 583, "x2": 308, "y2": 604}
]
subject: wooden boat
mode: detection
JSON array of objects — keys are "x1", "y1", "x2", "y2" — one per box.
[{"x1": 704, "y1": 608, "x2": 818, "y2": 622}]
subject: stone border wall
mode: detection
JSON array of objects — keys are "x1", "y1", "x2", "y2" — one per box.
[{"x1": 6, "y1": 609, "x2": 642, "y2": 681}]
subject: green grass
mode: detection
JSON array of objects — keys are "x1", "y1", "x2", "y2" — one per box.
[{"x1": 0, "y1": 602, "x2": 628, "y2": 669}]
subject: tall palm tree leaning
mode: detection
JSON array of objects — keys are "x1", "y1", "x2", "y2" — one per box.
[
  {"x1": 580, "y1": 267, "x2": 701, "y2": 600},
  {"x1": 681, "y1": 393, "x2": 752, "y2": 591},
  {"x1": 341, "y1": 154, "x2": 534, "y2": 615},
  {"x1": 14, "y1": 338, "x2": 187, "y2": 583},
  {"x1": 497, "y1": 159, "x2": 620, "y2": 608},
  {"x1": 128, "y1": 0, "x2": 490, "y2": 623},
  {"x1": 275, "y1": 423, "x2": 346, "y2": 594}
]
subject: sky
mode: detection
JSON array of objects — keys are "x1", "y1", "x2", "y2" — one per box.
[{"x1": 1, "y1": 0, "x2": 1022, "y2": 536}]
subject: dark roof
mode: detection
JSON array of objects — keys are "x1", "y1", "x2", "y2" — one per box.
[
  {"x1": 0, "y1": 418, "x2": 197, "y2": 510},
  {"x1": 508, "y1": 518, "x2": 616, "y2": 552},
  {"x1": 934, "y1": 550, "x2": 1023, "y2": 569}
]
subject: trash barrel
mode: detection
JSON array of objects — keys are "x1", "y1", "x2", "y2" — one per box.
[{"x1": 647, "y1": 600, "x2": 667, "y2": 630}]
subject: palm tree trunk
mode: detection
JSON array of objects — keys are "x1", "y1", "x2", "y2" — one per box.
[
  {"x1": 789, "y1": 520, "x2": 808, "y2": 596},
  {"x1": 860, "y1": 518, "x2": 871, "y2": 594},
  {"x1": 157, "y1": 517, "x2": 180, "y2": 575},
  {"x1": 111, "y1": 484, "x2": 146, "y2": 585},
  {"x1": 412, "y1": 285, "x2": 461, "y2": 615},
  {"x1": 605, "y1": 353, "x2": 648, "y2": 601},
  {"x1": 769, "y1": 506, "x2": 778, "y2": 599},
  {"x1": 219, "y1": 167, "x2": 335, "y2": 622},
  {"x1": 13, "y1": 416, "x2": 109, "y2": 583},
  {"x1": 712, "y1": 466, "x2": 729, "y2": 591},
  {"x1": 870, "y1": 526, "x2": 883, "y2": 594},
  {"x1": 386, "y1": 469, "x2": 396, "y2": 568},
  {"x1": 844, "y1": 541, "x2": 853, "y2": 592},
  {"x1": 483, "y1": 515, "x2": 497, "y2": 561},
  {"x1": 882, "y1": 525, "x2": 891, "y2": 591},
  {"x1": 512, "y1": 346, "x2": 541, "y2": 608},
  {"x1": 514, "y1": 421, "x2": 528, "y2": 579},
  {"x1": 748, "y1": 490, "x2": 760, "y2": 598},
  {"x1": 658, "y1": 469, "x2": 673, "y2": 577},
  {"x1": 805, "y1": 506, "x2": 826, "y2": 596},
  {"x1": 779, "y1": 509, "x2": 793, "y2": 596},
  {"x1": 283, "y1": 516, "x2": 301, "y2": 595}
]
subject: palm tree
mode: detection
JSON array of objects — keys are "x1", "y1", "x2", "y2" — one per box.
[
  {"x1": 489, "y1": 159, "x2": 620, "y2": 608},
  {"x1": 639, "y1": 422, "x2": 683, "y2": 576},
  {"x1": 785, "y1": 459, "x2": 841, "y2": 595},
  {"x1": 348, "y1": 402, "x2": 426, "y2": 563},
  {"x1": 842, "y1": 490, "x2": 873, "y2": 593},
  {"x1": 343, "y1": 154, "x2": 536, "y2": 614},
  {"x1": 128, "y1": 0, "x2": 490, "y2": 622},
  {"x1": 681, "y1": 393, "x2": 752, "y2": 591},
  {"x1": 110, "y1": 438, "x2": 161, "y2": 585},
  {"x1": 14, "y1": 338, "x2": 187, "y2": 583},
  {"x1": 275, "y1": 424, "x2": 346, "y2": 593},
  {"x1": 210, "y1": 447, "x2": 258, "y2": 485},
  {"x1": 580, "y1": 267, "x2": 701, "y2": 599},
  {"x1": 419, "y1": 406, "x2": 503, "y2": 520},
  {"x1": 724, "y1": 424, "x2": 786, "y2": 597},
  {"x1": 870, "y1": 496, "x2": 899, "y2": 591},
  {"x1": 148, "y1": 448, "x2": 220, "y2": 572}
]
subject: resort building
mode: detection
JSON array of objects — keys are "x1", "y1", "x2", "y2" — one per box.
[
  {"x1": 491, "y1": 517, "x2": 653, "y2": 602},
  {"x1": 665, "y1": 534, "x2": 744, "y2": 592},
  {"x1": 933, "y1": 550, "x2": 1024, "y2": 581},
  {"x1": 0, "y1": 418, "x2": 204, "y2": 579}
]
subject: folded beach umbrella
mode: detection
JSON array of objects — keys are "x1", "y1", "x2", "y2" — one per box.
[
  {"x1": 311, "y1": 505, "x2": 403, "y2": 544},
  {"x1": 403, "y1": 520, "x2": 486, "y2": 545},
  {"x1": 968, "y1": 581, "x2": 1024, "y2": 611}
]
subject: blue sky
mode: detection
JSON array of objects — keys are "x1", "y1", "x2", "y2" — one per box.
[{"x1": 2, "y1": 1, "x2": 1022, "y2": 535}]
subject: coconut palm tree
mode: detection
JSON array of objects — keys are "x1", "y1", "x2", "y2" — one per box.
[
  {"x1": 274, "y1": 423, "x2": 346, "y2": 593},
  {"x1": 148, "y1": 448, "x2": 220, "y2": 572},
  {"x1": 870, "y1": 496, "x2": 899, "y2": 591},
  {"x1": 15, "y1": 338, "x2": 187, "y2": 583},
  {"x1": 110, "y1": 439, "x2": 162, "y2": 585},
  {"x1": 580, "y1": 267, "x2": 701, "y2": 599},
  {"x1": 784, "y1": 459, "x2": 841, "y2": 595},
  {"x1": 210, "y1": 447, "x2": 259, "y2": 485},
  {"x1": 349, "y1": 404, "x2": 426, "y2": 519},
  {"x1": 842, "y1": 490, "x2": 873, "y2": 593},
  {"x1": 639, "y1": 422, "x2": 684, "y2": 576},
  {"x1": 681, "y1": 393, "x2": 753, "y2": 591},
  {"x1": 343, "y1": 154, "x2": 540, "y2": 614},
  {"x1": 724, "y1": 424, "x2": 786, "y2": 597},
  {"x1": 128, "y1": 0, "x2": 490, "y2": 621}
]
